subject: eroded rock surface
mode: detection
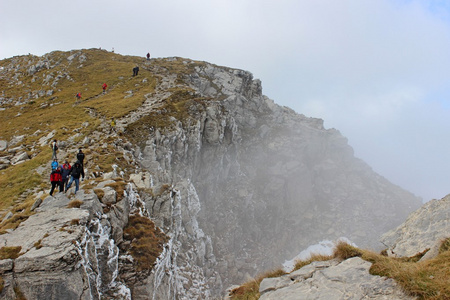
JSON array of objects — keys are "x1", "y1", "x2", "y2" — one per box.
[
  {"x1": 381, "y1": 194, "x2": 450, "y2": 258},
  {"x1": 258, "y1": 257, "x2": 414, "y2": 300}
]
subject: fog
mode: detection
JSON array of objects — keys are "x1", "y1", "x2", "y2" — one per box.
[{"x1": 1, "y1": 0, "x2": 449, "y2": 200}]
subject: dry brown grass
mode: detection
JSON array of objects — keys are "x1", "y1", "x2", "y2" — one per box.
[
  {"x1": 366, "y1": 239, "x2": 450, "y2": 300},
  {"x1": 67, "y1": 200, "x2": 83, "y2": 208},
  {"x1": 0, "y1": 246, "x2": 22, "y2": 259},
  {"x1": 229, "y1": 268, "x2": 287, "y2": 300},
  {"x1": 293, "y1": 253, "x2": 334, "y2": 271},
  {"x1": 0, "y1": 49, "x2": 156, "y2": 214},
  {"x1": 229, "y1": 239, "x2": 450, "y2": 300},
  {"x1": 0, "y1": 150, "x2": 50, "y2": 211},
  {"x1": 33, "y1": 239, "x2": 43, "y2": 249},
  {"x1": 123, "y1": 215, "x2": 169, "y2": 272},
  {"x1": 333, "y1": 240, "x2": 364, "y2": 260},
  {"x1": 0, "y1": 198, "x2": 36, "y2": 233},
  {"x1": 105, "y1": 180, "x2": 127, "y2": 201},
  {"x1": 93, "y1": 189, "x2": 105, "y2": 201}
]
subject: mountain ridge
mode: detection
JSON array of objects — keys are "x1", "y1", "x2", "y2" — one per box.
[{"x1": 0, "y1": 49, "x2": 422, "y2": 299}]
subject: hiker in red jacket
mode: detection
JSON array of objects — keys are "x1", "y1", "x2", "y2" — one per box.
[
  {"x1": 50, "y1": 167, "x2": 63, "y2": 196},
  {"x1": 102, "y1": 83, "x2": 107, "y2": 94}
]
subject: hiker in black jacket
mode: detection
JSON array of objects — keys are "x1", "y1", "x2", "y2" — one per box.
[
  {"x1": 76, "y1": 149, "x2": 85, "y2": 167},
  {"x1": 65, "y1": 161, "x2": 85, "y2": 194}
]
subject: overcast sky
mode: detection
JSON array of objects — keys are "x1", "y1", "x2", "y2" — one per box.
[{"x1": 1, "y1": 0, "x2": 449, "y2": 201}]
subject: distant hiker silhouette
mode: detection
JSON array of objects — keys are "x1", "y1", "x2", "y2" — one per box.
[
  {"x1": 132, "y1": 66, "x2": 139, "y2": 76},
  {"x1": 50, "y1": 166, "x2": 63, "y2": 196},
  {"x1": 146, "y1": 52, "x2": 150, "y2": 60},
  {"x1": 77, "y1": 149, "x2": 85, "y2": 167},
  {"x1": 51, "y1": 139, "x2": 58, "y2": 160},
  {"x1": 76, "y1": 92, "x2": 81, "y2": 100},
  {"x1": 111, "y1": 118, "x2": 116, "y2": 133},
  {"x1": 102, "y1": 83, "x2": 108, "y2": 94}
]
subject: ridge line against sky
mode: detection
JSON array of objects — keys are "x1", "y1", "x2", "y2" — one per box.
[{"x1": 1, "y1": 0, "x2": 449, "y2": 201}]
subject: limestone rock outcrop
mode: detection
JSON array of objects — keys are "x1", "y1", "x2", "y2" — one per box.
[
  {"x1": 258, "y1": 257, "x2": 414, "y2": 300},
  {"x1": 125, "y1": 58, "x2": 421, "y2": 295},
  {"x1": 380, "y1": 194, "x2": 450, "y2": 258}
]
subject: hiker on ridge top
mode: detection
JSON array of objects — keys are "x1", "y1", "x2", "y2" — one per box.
[
  {"x1": 146, "y1": 52, "x2": 150, "y2": 60},
  {"x1": 49, "y1": 166, "x2": 63, "y2": 196},
  {"x1": 77, "y1": 149, "x2": 85, "y2": 167},
  {"x1": 102, "y1": 83, "x2": 107, "y2": 94},
  {"x1": 51, "y1": 139, "x2": 58, "y2": 160},
  {"x1": 65, "y1": 161, "x2": 84, "y2": 194}
]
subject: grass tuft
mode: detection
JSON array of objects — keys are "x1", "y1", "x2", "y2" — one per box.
[
  {"x1": 105, "y1": 180, "x2": 126, "y2": 201},
  {"x1": 67, "y1": 200, "x2": 83, "y2": 208},
  {"x1": 333, "y1": 241, "x2": 363, "y2": 260},
  {"x1": 0, "y1": 246, "x2": 22, "y2": 259},
  {"x1": 229, "y1": 268, "x2": 287, "y2": 300},
  {"x1": 293, "y1": 253, "x2": 333, "y2": 272}
]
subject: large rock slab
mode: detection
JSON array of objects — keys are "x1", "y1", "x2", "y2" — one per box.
[
  {"x1": 259, "y1": 257, "x2": 414, "y2": 300},
  {"x1": 0, "y1": 194, "x2": 93, "y2": 299},
  {"x1": 380, "y1": 194, "x2": 450, "y2": 257}
]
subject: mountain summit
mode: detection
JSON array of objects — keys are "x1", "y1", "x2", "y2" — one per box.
[{"x1": 0, "y1": 49, "x2": 421, "y2": 299}]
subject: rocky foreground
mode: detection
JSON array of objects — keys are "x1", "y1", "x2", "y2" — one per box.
[{"x1": 233, "y1": 194, "x2": 449, "y2": 300}]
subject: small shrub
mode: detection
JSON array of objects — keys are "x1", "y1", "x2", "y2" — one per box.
[
  {"x1": 93, "y1": 189, "x2": 105, "y2": 201},
  {"x1": 0, "y1": 246, "x2": 22, "y2": 259},
  {"x1": 123, "y1": 215, "x2": 169, "y2": 272},
  {"x1": 293, "y1": 253, "x2": 333, "y2": 272},
  {"x1": 67, "y1": 200, "x2": 83, "y2": 208},
  {"x1": 333, "y1": 241, "x2": 363, "y2": 260},
  {"x1": 229, "y1": 280, "x2": 259, "y2": 300},
  {"x1": 105, "y1": 180, "x2": 127, "y2": 201},
  {"x1": 34, "y1": 239, "x2": 43, "y2": 249},
  {"x1": 13, "y1": 284, "x2": 26, "y2": 300},
  {"x1": 229, "y1": 268, "x2": 286, "y2": 300},
  {"x1": 439, "y1": 238, "x2": 450, "y2": 254}
]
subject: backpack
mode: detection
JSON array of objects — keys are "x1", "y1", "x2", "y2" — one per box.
[{"x1": 50, "y1": 171, "x2": 60, "y2": 182}]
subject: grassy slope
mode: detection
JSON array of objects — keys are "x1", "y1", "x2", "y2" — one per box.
[{"x1": 0, "y1": 49, "x2": 156, "y2": 214}]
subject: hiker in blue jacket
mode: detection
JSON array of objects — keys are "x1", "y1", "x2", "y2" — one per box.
[{"x1": 51, "y1": 159, "x2": 59, "y2": 170}]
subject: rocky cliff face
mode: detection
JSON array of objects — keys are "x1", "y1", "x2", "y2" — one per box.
[{"x1": 0, "y1": 50, "x2": 421, "y2": 299}]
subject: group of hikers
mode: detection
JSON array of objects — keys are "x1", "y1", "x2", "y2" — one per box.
[
  {"x1": 50, "y1": 51, "x2": 153, "y2": 195},
  {"x1": 49, "y1": 140, "x2": 86, "y2": 196}
]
